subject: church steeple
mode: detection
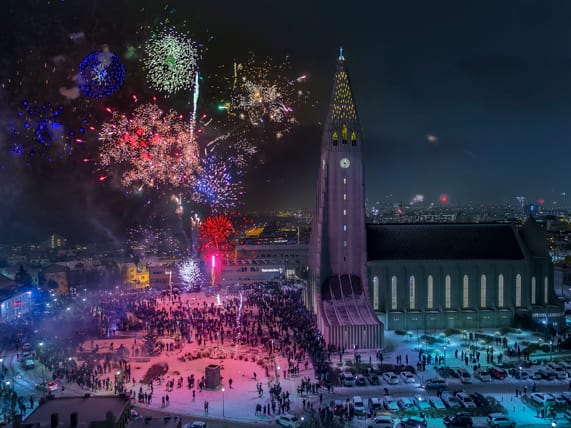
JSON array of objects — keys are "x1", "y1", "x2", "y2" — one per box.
[{"x1": 324, "y1": 50, "x2": 360, "y2": 151}]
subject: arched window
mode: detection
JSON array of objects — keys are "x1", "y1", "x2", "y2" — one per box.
[
  {"x1": 445, "y1": 275, "x2": 451, "y2": 309},
  {"x1": 391, "y1": 275, "x2": 397, "y2": 310},
  {"x1": 515, "y1": 274, "x2": 522, "y2": 307},
  {"x1": 427, "y1": 275, "x2": 434, "y2": 309},
  {"x1": 332, "y1": 131, "x2": 338, "y2": 146},
  {"x1": 373, "y1": 276, "x2": 379, "y2": 310},
  {"x1": 351, "y1": 131, "x2": 357, "y2": 146},
  {"x1": 463, "y1": 275, "x2": 469, "y2": 308},
  {"x1": 498, "y1": 274, "x2": 504, "y2": 307},
  {"x1": 544, "y1": 276, "x2": 549, "y2": 304},
  {"x1": 480, "y1": 274, "x2": 487, "y2": 308},
  {"x1": 409, "y1": 276, "x2": 416, "y2": 309},
  {"x1": 531, "y1": 276, "x2": 536, "y2": 305},
  {"x1": 341, "y1": 124, "x2": 348, "y2": 143}
]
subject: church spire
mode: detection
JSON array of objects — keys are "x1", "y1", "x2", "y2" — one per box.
[{"x1": 328, "y1": 49, "x2": 358, "y2": 123}]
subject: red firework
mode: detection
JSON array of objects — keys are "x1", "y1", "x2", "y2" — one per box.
[{"x1": 199, "y1": 214, "x2": 234, "y2": 250}]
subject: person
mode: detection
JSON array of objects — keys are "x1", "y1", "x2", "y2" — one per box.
[
  {"x1": 253, "y1": 372, "x2": 257, "y2": 380},
  {"x1": 229, "y1": 378, "x2": 233, "y2": 388}
]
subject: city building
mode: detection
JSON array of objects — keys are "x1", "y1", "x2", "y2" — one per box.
[
  {"x1": 307, "y1": 50, "x2": 383, "y2": 349},
  {"x1": 0, "y1": 274, "x2": 32, "y2": 322}
]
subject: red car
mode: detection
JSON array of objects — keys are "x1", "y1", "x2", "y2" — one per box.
[{"x1": 490, "y1": 367, "x2": 507, "y2": 380}]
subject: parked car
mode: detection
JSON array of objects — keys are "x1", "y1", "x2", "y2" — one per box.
[
  {"x1": 369, "y1": 374, "x2": 381, "y2": 385},
  {"x1": 36, "y1": 381, "x2": 58, "y2": 392},
  {"x1": 455, "y1": 392, "x2": 477, "y2": 408},
  {"x1": 443, "y1": 414, "x2": 474, "y2": 428},
  {"x1": 384, "y1": 396, "x2": 400, "y2": 413},
  {"x1": 368, "y1": 415, "x2": 394, "y2": 428},
  {"x1": 530, "y1": 371, "x2": 543, "y2": 381},
  {"x1": 353, "y1": 396, "x2": 366, "y2": 416},
  {"x1": 276, "y1": 414, "x2": 301, "y2": 428},
  {"x1": 508, "y1": 368, "x2": 529, "y2": 380},
  {"x1": 561, "y1": 391, "x2": 571, "y2": 404},
  {"x1": 565, "y1": 409, "x2": 571, "y2": 423},
  {"x1": 424, "y1": 377, "x2": 447, "y2": 389},
  {"x1": 368, "y1": 397, "x2": 383, "y2": 414},
  {"x1": 183, "y1": 422, "x2": 207, "y2": 428},
  {"x1": 530, "y1": 393, "x2": 556, "y2": 407},
  {"x1": 342, "y1": 372, "x2": 356, "y2": 386},
  {"x1": 537, "y1": 369, "x2": 556, "y2": 381},
  {"x1": 487, "y1": 413, "x2": 515, "y2": 428},
  {"x1": 490, "y1": 367, "x2": 508, "y2": 380},
  {"x1": 471, "y1": 392, "x2": 491, "y2": 407},
  {"x1": 475, "y1": 368, "x2": 492, "y2": 382},
  {"x1": 547, "y1": 363, "x2": 568, "y2": 380},
  {"x1": 397, "y1": 397, "x2": 416, "y2": 411},
  {"x1": 383, "y1": 372, "x2": 399, "y2": 385},
  {"x1": 330, "y1": 400, "x2": 347, "y2": 416},
  {"x1": 22, "y1": 359, "x2": 35, "y2": 369},
  {"x1": 398, "y1": 416, "x2": 427, "y2": 428},
  {"x1": 356, "y1": 374, "x2": 367, "y2": 386},
  {"x1": 457, "y1": 368, "x2": 472, "y2": 384},
  {"x1": 441, "y1": 391, "x2": 462, "y2": 408},
  {"x1": 400, "y1": 371, "x2": 415, "y2": 383},
  {"x1": 429, "y1": 396, "x2": 447, "y2": 410},
  {"x1": 412, "y1": 394, "x2": 431, "y2": 411}
]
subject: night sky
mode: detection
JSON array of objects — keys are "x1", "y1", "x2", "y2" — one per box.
[{"x1": 1, "y1": 0, "x2": 570, "y2": 243}]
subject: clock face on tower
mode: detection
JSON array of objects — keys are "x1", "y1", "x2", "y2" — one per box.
[{"x1": 340, "y1": 158, "x2": 350, "y2": 168}]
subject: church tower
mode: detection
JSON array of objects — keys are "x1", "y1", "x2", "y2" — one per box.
[{"x1": 307, "y1": 50, "x2": 383, "y2": 349}]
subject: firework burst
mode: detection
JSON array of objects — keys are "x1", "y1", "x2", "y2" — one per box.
[
  {"x1": 142, "y1": 27, "x2": 200, "y2": 95},
  {"x1": 192, "y1": 155, "x2": 243, "y2": 212},
  {"x1": 98, "y1": 103, "x2": 200, "y2": 190},
  {"x1": 178, "y1": 258, "x2": 203, "y2": 289},
  {"x1": 78, "y1": 48, "x2": 126, "y2": 98}
]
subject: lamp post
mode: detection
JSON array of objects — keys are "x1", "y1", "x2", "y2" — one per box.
[
  {"x1": 443, "y1": 345, "x2": 447, "y2": 367},
  {"x1": 221, "y1": 387, "x2": 225, "y2": 417},
  {"x1": 165, "y1": 270, "x2": 173, "y2": 297},
  {"x1": 277, "y1": 365, "x2": 280, "y2": 381},
  {"x1": 550, "y1": 341, "x2": 553, "y2": 361}
]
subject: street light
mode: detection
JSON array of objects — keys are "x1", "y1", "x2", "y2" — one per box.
[
  {"x1": 443, "y1": 345, "x2": 447, "y2": 366},
  {"x1": 221, "y1": 387, "x2": 225, "y2": 417}
]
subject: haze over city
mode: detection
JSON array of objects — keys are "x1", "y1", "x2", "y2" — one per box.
[{"x1": 1, "y1": 0, "x2": 570, "y2": 243}]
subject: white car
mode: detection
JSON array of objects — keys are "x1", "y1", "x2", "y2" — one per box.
[
  {"x1": 368, "y1": 415, "x2": 395, "y2": 428},
  {"x1": 457, "y1": 368, "x2": 472, "y2": 384},
  {"x1": 276, "y1": 414, "x2": 300, "y2": 428},
  {"x1": 183, "y1": 423, "x2": 207, "y2": 428},
  {"x1": 353, "y1": 396, "x2": 366, "y2": 416},
  {"x1": 412, "y1": 394, "x2": 431, "y2": 411},
  {"x1": 487, "y1": 413, "x2": 515, "y2": 428},
  {"x1": 476, "y1": 369, "x2": 491, "y2": 382},
  {"x1": 456, "y1": 392, "x2": 477, "y2": 408},
  {"x1": 383, "y1": 372, "x2": 399, "y2": 385},
  {"x1": 342, "y1": 372, "x2": 356, "y2": 386},
  {"x1": 400, "y1": 371, "x2": 415, "y2": 383},
  {"x1": 530, "y1": 393, "x2": 556, "y2": 407}
]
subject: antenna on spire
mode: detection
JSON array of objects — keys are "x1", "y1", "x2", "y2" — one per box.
[{"x1": 338, "y1": 46, "x2": 345, "y2": 61}]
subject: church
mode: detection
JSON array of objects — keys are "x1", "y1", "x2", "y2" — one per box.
[{"x1": 306, "y1": 52, "x2": 563, "y2": 349}]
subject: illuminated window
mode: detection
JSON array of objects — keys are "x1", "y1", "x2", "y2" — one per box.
[
  {"x1": 427, "y1": 275, "x2": 433, "y2": 309},
  {"x1": 343, "y1": 194, "x2": 347, "y2": 200},
  {"x1": 463, "y1": 275, "x2": 469, "y2": 308},
  {"x1": 342, "y1": 124, "x2": 348, "y2": 143},
  {"x1": 351, "y1": 131, "x2": 357, "y2": 146},
  {"x1": 544, "y1": 276, "x2": 549, "y2": 303},
  {"x1": 343, "y1": 225, "x2": 347, "y2": 232},
  {"x1": 343, "y1": 209, "x2": 347, "y2": 216},
  {"x1": 373, "y1": 276, "x2": 379, "y2": 310},
  {"x1": 332, "y1": 131, "x2": 338, "y2": 146},
  {"x1": 445, "y1": 275, "x2": 451, "y2": 308},
  {"x1": 531, "y1": 276, "x2": 536, "y2": 304},
  {"x1": 343, "y1": 178, "x2": 347, "y2": 184},
  {"x1": 391, "y1": 276, "x2": 397, "y2": 310},
  {"x1": 409, "y1": 276, "x2": 415, "y2": 309},
  {"x1": 498, "y1": 274, "x2": 504, "y2": 307},
  {"x1": 515, "y1": 274, "x2": 522, "y2": 307},
  {"x1": 480, "y1": 274, "x2": 487, "y2": 307},
  {"x1": 343, "y1": 240, "x2": 347, "y2": 247}
]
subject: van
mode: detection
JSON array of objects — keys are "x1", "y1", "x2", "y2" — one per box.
[{"x1": 352, "y1": 396, "x2": 366, "y2": 416}]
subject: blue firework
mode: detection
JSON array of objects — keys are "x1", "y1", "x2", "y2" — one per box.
[{"x1": 78, "y1": 50, "x2": 125, "y2": 98}]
